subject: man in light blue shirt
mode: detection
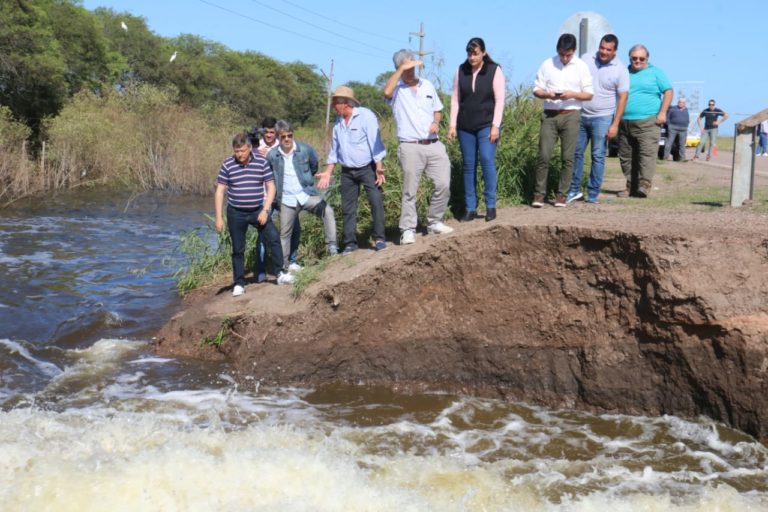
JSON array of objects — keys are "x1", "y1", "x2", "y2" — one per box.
[
  {"x1": 318, "y1": 85, "x2": 387, "y2": 253},
  {"x1": 267, "y1": 120, "x2": 338, "y2": 271},
  {"x1": 567, "y1": 34, "x2": 629, "y2": 204},
  {"x1": 617, "y1": 44, "x2": 672, "y2": 198},
  {"x1": 383, "y1": 49, "x2": 453, "y2": 245}
]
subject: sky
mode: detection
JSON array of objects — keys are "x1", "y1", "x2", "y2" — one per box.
[{"x1": 81, "y1": 0, "x2": 764, "y2": 133}]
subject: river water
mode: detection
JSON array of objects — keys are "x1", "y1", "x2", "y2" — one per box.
[{"x1": 1, "y1": 191, "x2": 766, "y2": 511}]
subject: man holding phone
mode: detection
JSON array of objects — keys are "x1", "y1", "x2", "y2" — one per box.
[{"x1": 532, "y1": 33, "x2": 594, "y2": 207}]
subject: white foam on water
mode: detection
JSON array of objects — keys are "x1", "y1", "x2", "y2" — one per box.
[
  {"x1": 1, "y1": 405, "x2": 765, "y2": 512},
  {"x1": 0, "y1": 338, "x2": 62, "y2": 377}
]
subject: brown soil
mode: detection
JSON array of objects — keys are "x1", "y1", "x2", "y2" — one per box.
[{"x1": 156, "y1": 153, "x2": 768, "y2": 443}]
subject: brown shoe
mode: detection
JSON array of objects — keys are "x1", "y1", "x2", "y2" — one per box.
[
  {"x1": 637, "y1": 179, "x2": 651, "y2": 198},
  {"x1": 554, "y1": 193, "x2": 566, "y2": 207},
  {"x1": 531, "y1": 194, "x2": 545, "y2": 208},
  {"x1": 617, "y1": 181, "x2": 631, "y2": 198}
]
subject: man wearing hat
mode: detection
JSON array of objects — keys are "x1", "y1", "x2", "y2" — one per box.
[
  {"x1": 384, "y1": 49, "x2": 453, "y2": 245},
  {"x1": 317, "y1": 85, "x2": 387, "y2": 252}
]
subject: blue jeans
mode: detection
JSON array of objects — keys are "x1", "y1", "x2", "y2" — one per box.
[
  {"x1": 457, "y1": 126, "x2": 497, "y2": 211},
  {"x1": 227, "y1": 205, "x2": 283, "y2": 287},
  {"x1": 695, "y1": 128, "x2": 718, "y2": 158},
  {"x1": 757, "y1": 133, "x2": 767, "y2": 154},
  {"x1": 569, "y1": 115, "x2": 612, "y2": 201}
]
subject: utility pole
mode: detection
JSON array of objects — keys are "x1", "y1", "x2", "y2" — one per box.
[
  {"x1": 409, "y1": 22, "x2": 432, "y2": 76},
  {"x1": 320, "y1": 59, "x2": 334, "y2": 155}
]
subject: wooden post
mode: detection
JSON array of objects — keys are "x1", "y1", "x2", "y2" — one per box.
[
  {"x1": 730, "y1": 108, "x2": 768, "y2": 207},
  {"x1": 730, "y1": 126, "x2": 755, "y2": 206},
  {"x1": 40, "y1": 141, "x2": 45, "y2": 173}
]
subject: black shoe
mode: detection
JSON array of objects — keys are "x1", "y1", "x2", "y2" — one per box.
[
  {"x1": 459, "y1": 211, "x2": 476, "y2": 222},
  {"x1": 484, "y1": 208, "x2": 496, "y2": 222}
]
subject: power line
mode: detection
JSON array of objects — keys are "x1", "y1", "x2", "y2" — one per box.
[
  {"x1": 248, "y1": 0, "x2": 390, "y2": 56},
  {"x1": 280, "y1": 0, "x2": 403, "y2": 45},
  {"x1": 196, "y1": 0, "x2": 386, "y2": 59}
]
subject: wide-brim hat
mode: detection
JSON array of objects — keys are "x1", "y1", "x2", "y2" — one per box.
[{"x1": 331, "y1": 85, "x2": 360, "y2": 107}]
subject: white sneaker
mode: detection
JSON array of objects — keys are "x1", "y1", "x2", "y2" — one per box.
[
  {"x1": 427, "y1": 221, "x2": 454, "y2": 235},
  {"x1": 232, "y1": 285, "x2": 245, "y2": 297},
  {"x1": 400, "y1": 229, "x2": 416, "y2": 245},
  {"x1": 288, "y1": 262, "x2": 303, "y2": 273},
  {"x1": 277, "y1": 271, "x2": 295, "y2": 285}
]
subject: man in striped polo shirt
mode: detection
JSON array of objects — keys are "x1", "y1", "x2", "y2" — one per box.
[{"x1": 215, "y1": 133, "x2": 294, "y2": 297}]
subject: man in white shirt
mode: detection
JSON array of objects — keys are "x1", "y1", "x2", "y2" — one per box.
[
  {"x1": 532, "y1": 33, "x2": 594, "y2": 208},
  {"x1": 383, "y1": 49, "x2": 453, "y2": 245}
]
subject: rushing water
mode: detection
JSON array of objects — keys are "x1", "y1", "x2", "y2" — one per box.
[{"x1": 1, "y1": 191, "x2": 766, "y2": 511}]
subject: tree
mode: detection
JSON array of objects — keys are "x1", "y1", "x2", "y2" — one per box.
[{"x1": 0, "y1": 0, "x2": 68, "y2": 132}]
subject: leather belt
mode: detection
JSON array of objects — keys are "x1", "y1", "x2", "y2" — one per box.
[
  {"x1": 402, "y1": 139, "x2": 438, "y2": 145},
  {"x1": 544, "y1": 109, "x2": 577, "y2": 115}
]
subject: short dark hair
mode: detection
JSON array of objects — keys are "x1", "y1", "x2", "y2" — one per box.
[
  {"x1": 601, "y1": 34, "x2": 619, "y2": 49},
  {"x1": 232, "y1": 133, "x2": 251, "y2": 147},
  {"x1": 557, "y1": 33, "x2": 577, "y2": 52},
  {"x1": 260, "y1": 117, "x2": 277, "y2": 129}
]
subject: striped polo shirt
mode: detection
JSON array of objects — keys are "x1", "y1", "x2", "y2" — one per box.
[{"x1": 217, "y1": 151, "x2": 274, "y2": 209}]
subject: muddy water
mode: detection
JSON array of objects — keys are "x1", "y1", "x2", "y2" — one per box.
[{"x1": 1, "y1": 191, "x2": 766, "y2": 511}]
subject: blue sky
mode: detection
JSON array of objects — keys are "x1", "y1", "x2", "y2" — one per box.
[{"x1": 81, "y1": 0, "x2": 763, "y2": 133}]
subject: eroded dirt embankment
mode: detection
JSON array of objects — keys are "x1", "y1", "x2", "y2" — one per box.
[{"x1": 156, "y1": 217, "x2": 768, "y2": 442}]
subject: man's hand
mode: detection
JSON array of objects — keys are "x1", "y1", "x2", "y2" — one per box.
[
  {"x1": 447, "y1": 127, "x2": 457, "y2": 141},
  {"x1": 257, "y1": 209, "x2": 268, "y2": 226},
  {"x1": 606, "y1": 124, "x2": 619, "y2": 140},
  {"x1": 215, "y1": 217, "x2": 225, "y2": 233},
  {"x1": 400, "y1": 59, "x2": 423, "y2": 71},
  {"x1": 317, "y1": 171, "x2": 331, "y2": 190},
  {"x1": 656, "y1": 112, "x2": 667, "y2": 125},
  {"x1": 375, "y1": 168, "x2": 385, "y2": 186}
]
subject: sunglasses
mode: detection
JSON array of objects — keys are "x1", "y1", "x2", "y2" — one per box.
[
  {"x1": 630, "y1": 56, "x2": 647, "y2": 62},
  {"x1": 280, "y1": 133, "x2": 294, "y2": 140}
]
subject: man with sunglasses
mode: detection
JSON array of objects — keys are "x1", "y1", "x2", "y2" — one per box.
[
  {"x1": 617, "y1": 44, "x2": 672, "y2": 198},
  {"x1": 267, "y1": 120, "x2": 338, "y2": 271},
  {"x1": 693, "y1": 100, "x2": 728, "y2": 161}
]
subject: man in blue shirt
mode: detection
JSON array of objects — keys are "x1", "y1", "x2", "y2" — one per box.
[
  {"x1": 617, "y1": 44, "x2": 672, "y2": 198},
  {"x1": 664, "y1": 97, "x2": 690, "y2": 161},
  {"x1": 215, "y1": 133, "x2": 294, "y2": 296},
  {"x1": 318, "y1": 85, "x2": 387, "y2": 253}
]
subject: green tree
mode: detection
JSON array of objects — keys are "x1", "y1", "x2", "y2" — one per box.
[
  {"x1": 46, "y1": 0, "x2": 116, "y2": 95},
  {"x1": 0, "y1": 0, "x2": 68, "y2": 132},
  {"x1": 346, "y1": 80, "x2": 390, "y2": 120}
]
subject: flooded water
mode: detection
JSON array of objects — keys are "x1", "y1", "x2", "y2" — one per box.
[{"x1": 1, "y1": 191, "x2": 766, "y2": 511}]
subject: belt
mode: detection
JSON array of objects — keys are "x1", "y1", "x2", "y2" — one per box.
[
  {"x1": 229, "y1": 204, "x2": 263, "y2": 213},
  {"x1": 544, "y1": 109, "x2": 577, "y2": 115},
  {"x1": 402, "y1": 139, "x2": 438, "y2": 145}
]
